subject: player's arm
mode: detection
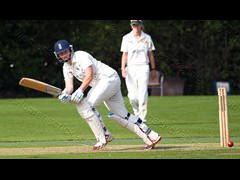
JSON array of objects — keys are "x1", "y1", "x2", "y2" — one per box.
[
  {"x1": 58, "y1": 78, "x2": 74, "y2": 103},
  {"x1": 120, "y1": 37, "x2": 128, "y2": 79},
  {"x1": 148, "y1": 51, "x2": 156, "y2": 79},
  {"x1": 121, "y1": 52, "x2": 128, "y2": 78},
  {"x1": 63, "y1": 78, "x2": 74, "y2": 94},
  {"x1": 79, "y1": 66, "x2": 93, "y2": 91},
  {"x1": 70, "y1": 66, "x2": 93, "y2": 104}
]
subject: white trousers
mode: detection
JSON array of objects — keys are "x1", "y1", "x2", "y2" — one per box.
[
  {"x1": 85, "y1": 74, "x2": 129, "y2": 118},
  {"x1": 125, "y1": 65, "x2": 149, "y2": 121}
]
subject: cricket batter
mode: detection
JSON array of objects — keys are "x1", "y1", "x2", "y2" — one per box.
[
  {"x1": 54, "y1": 39, "x2": 162, "y2": 150},
  {"x1": 120, "y1": 20, "x2": 157, "y2": 123}
]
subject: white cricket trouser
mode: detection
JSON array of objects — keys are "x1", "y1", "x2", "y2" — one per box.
[
  {"x1": 85, "y1": 74, "x2": 129, "y2": 118},
  {"x1": 125, "y1": 65, "x2": 149, "y2": 121},
  {"x1": 84, "y1": 73, "x2": 160, "y2": 146}
]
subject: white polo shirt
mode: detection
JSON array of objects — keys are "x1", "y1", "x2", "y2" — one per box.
[
  {"x1": 120, "y1": 30, "x2": 155, "y2": 66},
  {"x1": 62, "y1": 51, "x2": 116, "y2": 87}
]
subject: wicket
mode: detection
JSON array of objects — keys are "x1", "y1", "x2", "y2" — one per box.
[{"x1": 217, "y1": 87, "x2": 229, "y2": 147}]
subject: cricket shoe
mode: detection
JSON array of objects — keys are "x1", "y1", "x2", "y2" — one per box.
[
  {"x1": 92, "y1": 135, "x2": 113, "y2": 150},
  {"x1": 105, "y1": 134, "x2": 114, "y2": 144},
  {"x1": 144, "y1": 135, "x2": 162, "y2": 150},
  {"x1": 92, "y1": 141, "x2": 106, "y2": 150}
]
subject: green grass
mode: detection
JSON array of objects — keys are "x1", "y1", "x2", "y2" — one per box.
[{"x1": 0, "y1": 95, "x2": 239, "y2": 159}]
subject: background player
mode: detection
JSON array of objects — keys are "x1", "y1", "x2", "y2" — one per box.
[{"x1": 120, "y1": 20, "x2": 157, "y2": 124}]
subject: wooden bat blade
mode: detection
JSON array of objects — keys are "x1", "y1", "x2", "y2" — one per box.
[{"x1": 19, "y1": 78, "x2": 62, "y2": 96}]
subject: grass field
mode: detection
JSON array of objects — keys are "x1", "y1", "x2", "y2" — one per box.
[{"x1": 0, "y1": 95, "x2": 239, "y2": 159}]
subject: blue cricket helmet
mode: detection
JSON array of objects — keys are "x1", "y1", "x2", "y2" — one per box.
[
  {"x1": 54, "y1": 40, "x2": 74, "y2": 63},
  {"x1": 54, "y1": 40, "x2": 70, "y2": 54}
]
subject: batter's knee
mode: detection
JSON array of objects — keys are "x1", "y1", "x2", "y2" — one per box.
[{"x1": 76, "y1": 100, "x2": 96, "y2": 120}]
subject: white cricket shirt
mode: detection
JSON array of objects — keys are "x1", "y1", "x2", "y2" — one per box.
[
  {"x1": 120, "y1": 30, "x2": 155, "y2": 66},
  {"x1": 62, "y1": 51, "x2": 116, "y2": 87}
]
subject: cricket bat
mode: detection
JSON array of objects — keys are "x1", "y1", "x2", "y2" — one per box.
[{"x1": 19, "y1": 77, "x2": 62, "y2": 97}]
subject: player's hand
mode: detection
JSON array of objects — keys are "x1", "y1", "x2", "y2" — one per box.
[
  {"x1": 71, "y1": 88, "x2": 84, "y2": 103},
  {"x1": 58, "y1": 91, "x2": 71, "y2": 104}
]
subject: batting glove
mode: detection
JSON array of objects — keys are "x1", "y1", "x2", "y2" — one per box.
[
  {"x1": 58, "y1": 91, "x2": 71, "y2": 104},
  {"x1": 71, "y1": 88, "x2": 84, "y2": 104}
]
